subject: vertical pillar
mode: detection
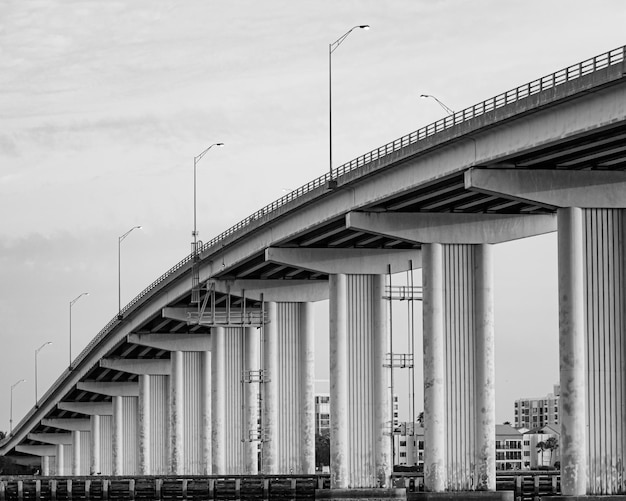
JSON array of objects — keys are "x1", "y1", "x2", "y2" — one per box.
[
  {"x1": 170, "y1": 350, "x2": 184, "y2": 474},
  {"x1": 422, "y1": 243, "x2": 446, "y2": 492},
  {"x1": 90, "y1": 415, "x2": 101, "y2": 475},
  {"x1": 373, "y1": 274, "x2": 391, "y2": 487},
  {"x1": 474, "y1": 244, "x2": 495, "y2": 491},
  {"x1": 299, "y1": 302, "x2": 315, "y2": 474},
  {"x1": 211, "y1": 327, "x2": 225, "y2": 474},
  {"x1": 201, "y1": 350, "x2": 211, "y2": 474},
  {"x1": 558, "y1": 207, "x2": 587, "y2": 496},
  {"x1": 112, "y1": 395, "x2": 123, "y2": 475},
  {"x1": 72, "y1": 430, "x2": 81, "y2": 475},
  {"x1": 329, "y1": 274, "x2": 348, "y2": 488},
  {"x1": 262, "y1": 302, "x2": 278, "y2": 473},
  {"x1": 56, "y1": 444, "x2": 64, "y2": 475},
  {"x1": 138, "y1": 374, "x2": 151, "y2": 475},
  {"x1": 244, "y1": 326, "x2": 260, "y2": 474},
  {"x1": 42, "y1": 456, "x2": 50, "y2": 477}
]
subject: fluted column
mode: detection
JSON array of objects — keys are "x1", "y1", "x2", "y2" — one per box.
[
  {"x1": 90, "y1": 415, "x2": 100, "y2": 475},
  {"x1": 138, "y1": 375, "x2": 150, "y2": 474},
  {"x1": 299, "y1": 302, "x2": 316, "y2": 474},
  {"x1": 329, "y1": 274, "x2": 348, "y2": 488},
  {"x1": 422, "y1": 243, "x2": 446, "y2": 492},
  {"x1": 244, "y1": 326, "x2": 260, "y2": 474},
  {"x1": 211, "y1": 326, "x2": 226, "y2": 474},
  {"x1": 262, "y1": 302, "x2": 278, "y2": 473}
]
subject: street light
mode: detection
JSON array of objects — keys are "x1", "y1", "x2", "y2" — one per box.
[
  {"x1": 420, "y1": 94, "x2": 455, "y2": 115},
  {"x1": 69, "y1": 292, "x2": 88, "y2": 370},
  {"x1": 35, "y1": 341, "x2": 52, "y2": 407},
  {"x1": 10, "y1": 379, "x2": 26, "y2": 435},
  {"x1": 118, "y1": 225, "x2": 142, "y2": 317},
  {"x1": 328, "y1": 25, "x2": 370, "y2": 188},
  {"x1": 193, "y1": 143, "x2": 224, "y2": 255}
]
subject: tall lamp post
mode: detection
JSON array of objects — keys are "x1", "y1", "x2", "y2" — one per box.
[
  {"x1": 420, "y1": 94, "x2": 455, "y2": 115},
  {"x1": 69, "y1": 292, "x2": 89, "y2": 370},
  {"x1": 35, "y1": 341, "x2": 52, "y2": 407},
  {"x1": 118, "y1": 225, "x2": 142, "y2": 318},
  {"x1": 328, "y1": 25, "x2": 370, "y2": 187},
  {"x1": 10, "y1": 379, "x2": 26, "y2": 435},
  {"x1": 193, "y1": 143, "x2": 224, "y2": 256}
]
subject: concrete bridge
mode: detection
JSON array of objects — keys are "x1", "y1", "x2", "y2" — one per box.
[{"x1": 2, "y1": 45, "x2": 626, "y2": 499}]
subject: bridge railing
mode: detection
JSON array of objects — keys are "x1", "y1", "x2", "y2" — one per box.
[{"x1": 23, "y1": 45, "x2": 624, "y2": 432}]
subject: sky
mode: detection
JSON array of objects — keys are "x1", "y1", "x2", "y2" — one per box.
[{"x1": 1, "y1": 0, "x2": 625, "y2": 432}]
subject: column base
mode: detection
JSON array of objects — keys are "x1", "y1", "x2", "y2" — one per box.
[
  {"x1": 316, "y1": 488, "x2": 407, "y2": 501},
  {"x1": 539, "y1": 497, "x2": 626, "y2": 501},
  {"x1": 409, "y1": 492, "x2": 513, "y2": 501}
]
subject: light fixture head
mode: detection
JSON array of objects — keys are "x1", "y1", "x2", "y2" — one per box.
[
  {"x1": 359, "y1": 25, "x2": 370, "y2": 30},
  {"x1": 420, "y1": 94, "x2": 430, "y2": 98},
  {"x1": 216, "y1": 142, "x2": 224, "y2": 147}
]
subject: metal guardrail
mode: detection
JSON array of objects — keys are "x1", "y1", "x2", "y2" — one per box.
[{"x1": 9, "y1": 45, "x2": 625, "y2": 441}]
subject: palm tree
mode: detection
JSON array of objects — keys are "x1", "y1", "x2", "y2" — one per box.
[
  {"x1": 536, "y1": 441, "x2": 547, "y2": 466},
  {"x1": 545, "y1": 436, "x2": 559, "y2": 465},
  {"x1": 417, "y1": 411, "x2": 424, "y2": 427}
]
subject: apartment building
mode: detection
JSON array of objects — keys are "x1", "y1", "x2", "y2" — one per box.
[{"x1": 514, "y1": 384, "x2": 560, "y2": 429}]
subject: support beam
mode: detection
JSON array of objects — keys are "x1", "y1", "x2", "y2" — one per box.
[
  {"x1": 77, "y1": 381, "x2": 139, "y2": 397},
  {"x1": 58, "y1": 402, "x2": 113, "y2": 415},
  {"x1": 100, "y1": 358, "x2": 171, "y2": 375},
  {"x1": 346, "y1": 211, "x2": 556, "y2": 244},
  {"x1": 28, "y1": 433, "x2": 72, "y2": 445},
  {"x1": 128, "y1": 332, "x2": 211, "y2": 352},
  {"x1": 207, "y1": 279, "x2": 329, "y2": 302},
  {"x1": 265, "y1": 247, "x2": 419, "y2": 274},
  {"x1": 15, "y1": 445, "x2": 57, "y2": 457},
  {"x1": 465, "y1": 168, "x2": 626, "y2": 208},
  {"x1": 41, "y1": 419, "x2": 91, "y2": 431}
]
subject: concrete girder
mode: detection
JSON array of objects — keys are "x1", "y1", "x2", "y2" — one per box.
[
  {"x1": 57, "y1": 401, "x2": 113, "y2": 416},
  {"x1": 465, "y1": 168, "x2": 626, "y2": 208},
  {"x1": 100, "y1": 358, "x2": 171, "y2": 375},
  {"x1": 41, "y1": 419, "x2": 91, "y2": 432},
  {"x1": 77, "y1": 381, "x2": 139, "y2": 397},
  {"x1": 15, "y1": 445, "x2": 57, "y2": 457},
  {"x1": 128, "y1": 332, "x2": 211, "y2": 352},
  {"x1": 27, "y1": 433, "x2": 72, "y2": 445},
  {"x1": 264, "y1": 248, "x2": 420, "y2": 275},
  {"x1": 206, "y1": 279, "x2": 329, "y2": 302},
  {"x1": 346, "y1": 211, "x2": 556, "y2": 244}
]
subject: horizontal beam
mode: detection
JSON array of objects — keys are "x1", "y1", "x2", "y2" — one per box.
[
  {"x1": 27, "y1": 432, "x2": 72, "y2": 445},
  {"x1": 208, "y1": 279, "x2": 329, "y2": 302},
  {"x1": 128, "y1": 332, "x2": 211, "y2": 352},
  {"x1": 346, "y1": 211, "x2": 556, "y2": 244},
  {"x1": 15, "y1": 445, "x2": 57, "y2": 457},
  {"x1": 465, "y1": 168, "x2": 626, "y2": 208},
  {"x1": 41, "y1": 418, "x2": 91, "y2": 432},
  {"x1": 265, "y1": 247, "x2": 420, "y2": 275},
  {"x1": 77, "y1": 381, "x2": 139, "y2": 397},
  {"x1": 57, "y1": 401, "x2": 113, "y2": 416},
  {"x1": 100, "y1": 358, "x2": 171, "y2": 375}
]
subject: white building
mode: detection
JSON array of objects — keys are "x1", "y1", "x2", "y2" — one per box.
[{"x1": 514, "y1": 384, "x2": 560, "y2": 429}]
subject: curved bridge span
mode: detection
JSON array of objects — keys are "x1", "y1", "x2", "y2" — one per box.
[{"x1": 2, "y1": 45, "x2": 626, "y2": 496}]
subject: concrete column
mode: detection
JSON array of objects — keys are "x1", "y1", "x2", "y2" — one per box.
[
  {"x1": 112, "y1": 395, "x2": 123, "y2": 475},
  {"x1": 329, "y1": 273, "x2": 348, "y2": 488},
  {"x1": 474, "y1": 244, "x2": 495, "y2": 491},
  {"x1": 201, "y1": 350, "x2": 211, "y2": 474},
  {"x1": 262, "y1": 302, "x2": 278, "y2": 473},
  {"x1": 244, "y1": 326, "x2": 260, "y2": 474},
  {"x1": 422, "y1": 243, "x2": 446, "y2": 492},
  {"x1": 138, "y1": 374, "x2": 150, "y2": 475},
  {"x1": 72, "y1": 430, "x2": 80, "y2": 475},
  {"x1": 42, "y1": 456, "x2": 50, "y2": 476},
  {"x1": 170, "y1": 350, "x2": 184, "y2": 474},
  {"x1": 56, "y1": 444, "x2": 64, "y2": 475},
  {"x1": 372, "y1": 274, "x2": 391, "y2": 487},
  {"x1": 558, "y1": 207, "x2": 587, "y2": 496},
  {"x1": 90, "y1": 415, "x2": 100, "y2": 475},
  {"x1": 299, "y1": 301, "x2": 315, "y2": 474},
  {"x1": 211, "y1": 327, "x2": 225, "y2": 474}
]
